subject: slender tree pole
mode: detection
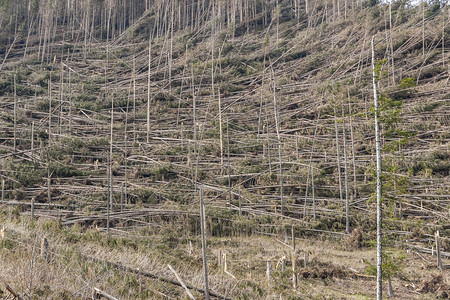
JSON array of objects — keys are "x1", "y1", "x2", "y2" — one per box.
[
  {"x1": 106, "y1": 154, "x2": 110, "y2": 235},
  {"x1": 227, "y1": 117, "x2": 232, "y2": 207},
  {"x1": 48, "y1": 77, "x2": 52, "y2": 147},
  {"x1": 109, "y1": 94, "x2": 114, "y2": 212},
  {"x1": 13, "y1": 72, "x2": 17, "y2": 153},
  {"x1": 303, "y1": 113, "x2": 320, "y2": 219},
  {"x1": 372, "y1": 36, "x2": 383, "y2": 300},
  {"x1": 31, "y1": 122, "x2": 34, "y2": 151},
  {"x1": 349, "y1": 103, "x2": 357, "y2": 199},
  {"x1": 192, "y1": 66, "x2": 198, "y2": 189},
  {"x1": 218, "y1": 87, "x2": 224, "y2": 167},
  {"x1": 147, "y1": 38, "x2": 152, "y2": 144},
  {"x1": 271, "y1": 69, "x2": 283, "y2": 216},
  {"x1": 1, "y1": 178, "x2": 4, "y2": 201},
  {"x1": 342, "y1": 105, "x2": 350, "y2": 234},
  {"x1": 199, "y1": 188, "x2": 210, "y2": 300},
  {"x1": 334, "y1": 105, "x2": 343, "y2": 204}
]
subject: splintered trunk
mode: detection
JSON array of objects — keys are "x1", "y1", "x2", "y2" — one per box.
[{"x1": 388, "y1": 278, "x2": 394, "y2": 297}]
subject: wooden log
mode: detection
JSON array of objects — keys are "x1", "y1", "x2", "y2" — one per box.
[
  {"x1": 92, "y1": 287, "x2": 119, "y2": 300},
  {"x1": 82, "y1": 255, "x2": 231, "y2": 300},
  {"x1": 168, "y1": 264, "x2": 196, "y2": 300},
  {"x1": 2, "y1": 281, "x2": 23, "y2": 300}
]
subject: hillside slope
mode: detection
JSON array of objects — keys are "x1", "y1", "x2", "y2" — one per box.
[{"x1": 0, "y1": 0, "x2": 449, "y2": 298}]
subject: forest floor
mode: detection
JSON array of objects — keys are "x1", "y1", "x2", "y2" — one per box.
[{"x1": 0, "y1": 208, "x2": 448, "y2": 299}]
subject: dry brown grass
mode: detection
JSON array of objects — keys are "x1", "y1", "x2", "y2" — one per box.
[{"x1": 0, "y1": 210, "x2": 448, "y2": 299}]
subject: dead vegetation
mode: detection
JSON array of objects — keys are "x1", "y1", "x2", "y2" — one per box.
[{"x1": 0, "y1": 0, "x2": 449, "y2": 298}]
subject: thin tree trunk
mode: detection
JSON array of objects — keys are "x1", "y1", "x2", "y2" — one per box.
[
  {"x1": 31, "y1": 122, "x2": 34, "y2": 151},
  {"x1": 199, "y1": 188, "x2": 210, "y2": 300},
  {"x1": 106, "y1": 154, "x2": 110, "y2": 234},
  {"x1": 349, "y1": 104, "x2": 358, "y2": 199},
  {"x1": 334, "y1": 105, "x2": 343, "y2": 205},
  {"x1": 218, "y1": 87, "x2": 224, "y2": 167},
  {"x1": 227, "y1": 118, "x2": 232, "y2": 207},
  {"x1": 271, "y1": 69, "x2": 283, "y2": 216},
  {"x1": 109, "y1": 93, "x2": 114, "y2": 211},
  {"x1": 192, "y1": 67, "x2": 197, "y2": 189},
  {"x1": 47, "y1": 153, "x2": 51, "y2": 204},
  {"x1": 1, "y1": 178, "x2": 4, "y2": 201},
  {"x1": 372, "y1": 36, "x2": 383, "y2": 300},
  {"x1": 389, "y1": 2, "x2": 395, "y2": 84},
  {"x1": 422, "y1": 1, "x2": 425, "y2": 57},
  {"x1": 13, "y1": 73, "x2": 17, "y2": 153},
  {"x1": 342, "y1": 105, "x2": 350, "y2": 234},
  {"x1": 303, "y1": 113, "x2": 320, "y2": 219},
  {"x1": 147, "y1": 38, "x2": 152, "y2": 144}
]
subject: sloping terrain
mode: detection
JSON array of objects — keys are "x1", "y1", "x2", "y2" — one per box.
[{"x1": 0, "y1": 0, "x2": 449, "y2": 298}]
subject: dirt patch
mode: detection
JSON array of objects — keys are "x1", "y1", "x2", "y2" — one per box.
[{"x1": 418, "y1": 275, "x2": 450, "y2": 298}]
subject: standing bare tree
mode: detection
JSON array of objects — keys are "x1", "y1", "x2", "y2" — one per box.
[
  {"x1": 271, "y1": 69, "x2": 283, "y2": 215},
  {"x1": 372, "y1": 36, "x2": 383, "y2": 300}
]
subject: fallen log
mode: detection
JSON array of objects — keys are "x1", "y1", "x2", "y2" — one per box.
[{"x1": 81, "y1": 254, "x2": 232, "y2": 300}]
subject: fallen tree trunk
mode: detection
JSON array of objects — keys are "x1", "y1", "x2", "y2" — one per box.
[{"x1": 81, "y1": 254, "x2": 232, "y2": 300}]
